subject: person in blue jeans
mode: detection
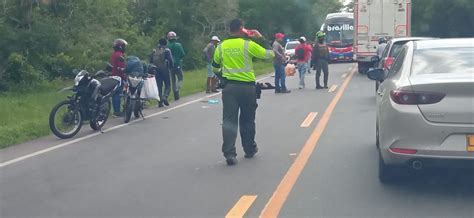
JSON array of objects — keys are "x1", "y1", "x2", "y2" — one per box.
[
  {"x1": 109, "y1": 39, "x2": 128, "y2": 117},
  {"x1": 294, "y1": 36, "x2": 312, "y2": 89},
  {"x1": 273, "y1": 33, "x2": 290, "y2": 93}
]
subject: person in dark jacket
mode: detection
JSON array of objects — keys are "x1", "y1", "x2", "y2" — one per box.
[
  {"x1": 312, "y1": 31, "x2": 330, "y2": 89},
  {"x1": 150, "y1": 38, "x2": 174, "y2": 107},
  {"x1": 110, "y1": 38, "x2": 128, "y2": 117}
]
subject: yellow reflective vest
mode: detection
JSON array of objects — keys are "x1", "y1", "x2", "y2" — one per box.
[{"x1": 212, "y1": 37, "x2": 274, "y2": 82}]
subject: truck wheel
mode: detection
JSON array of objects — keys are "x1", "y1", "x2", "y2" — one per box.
[{"x1": 358, "y1": 62, "x2": 366, "y2": 74}]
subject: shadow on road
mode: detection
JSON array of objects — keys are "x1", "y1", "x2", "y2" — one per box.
[{"x1": 385, "y1": 168, "x2": 474, "y2": 196}]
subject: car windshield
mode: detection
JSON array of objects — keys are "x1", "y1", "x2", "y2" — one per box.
[
  {"x1": 285, "y1": 42, "x2": 299, "y2": 50},
  {"x1": 326, "y1": 26, "x2": 354, "y2": 47},
  {"x1": 411, "y1": 47, "x2": 474, "y2": 75}
]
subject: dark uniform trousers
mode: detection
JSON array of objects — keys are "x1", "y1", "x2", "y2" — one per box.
[
  {"x1": 221, "y1": 82, "x2": 258, "y2": 158},
  {"x1": 315, "y1": 59, "x2": 329, "y2": 87}
]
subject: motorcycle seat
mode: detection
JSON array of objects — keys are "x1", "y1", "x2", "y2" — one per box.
[{"x1": 100, "y1": 78, "x2": 120, "y2": 95}]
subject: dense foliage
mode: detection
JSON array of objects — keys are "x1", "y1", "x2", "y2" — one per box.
[
  {"x1": 1, "y1": 0, "x2": 471, "y2": 92},
  {"x1": 412, "y1": 0, "x2": 474, "y2": 37}
]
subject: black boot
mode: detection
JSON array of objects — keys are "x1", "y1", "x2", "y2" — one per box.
[
  {"x1": 206, "y1": 78, "x2": 211, "y2": 94},
  {"x1": 174, "y1": 91, "x2": 180, "y2": 101},
  {"x1": 226, "y1": 157, "x2": 238, "y2": 165}
]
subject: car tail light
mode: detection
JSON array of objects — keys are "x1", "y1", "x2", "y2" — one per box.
[
  {"x1": 390, "y1": 90, "x2": 446, "y2": 105},
  {"x1": 383, "y1": 57, "x2": 394, "y2": 70},
  {"x1": 390, "y1": 148, "x2": 418, "y2": 154}
]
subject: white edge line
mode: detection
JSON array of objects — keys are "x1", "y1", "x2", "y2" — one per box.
[{"x1": 0, "y1": 76, "x2": 272, "y2": 168}]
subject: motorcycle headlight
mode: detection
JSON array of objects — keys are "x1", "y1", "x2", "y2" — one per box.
[
  {"x1": 128, "y1": 76, "x2": 142, "y2": 88},
  {"x1": 74, "y1": 70, "x2": 88, "y2": 86}
]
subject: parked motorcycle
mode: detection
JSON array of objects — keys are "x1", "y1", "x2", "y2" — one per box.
[
  {"x1": 49, "y1": 70, "x2": 122, "y2": 139},
  {"x1": 123, "y1": 72, "x2": 146, "y2": 123}
]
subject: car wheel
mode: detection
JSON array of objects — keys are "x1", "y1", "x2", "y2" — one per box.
[{"x1": 378, "y1": 153, "x2": 398, "y2": 183}]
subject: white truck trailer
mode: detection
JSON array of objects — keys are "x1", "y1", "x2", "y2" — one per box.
[{"x1": 354, "y1": 0, "x2": 411, "y2": 73}]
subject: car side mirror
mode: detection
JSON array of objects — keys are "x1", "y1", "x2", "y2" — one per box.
[
  {"x1": 367, "y1": 68, "x2": 384, "y2": 82},
  {"x1": 371, "y1": 56, "x2": 380, "y2": 63}
]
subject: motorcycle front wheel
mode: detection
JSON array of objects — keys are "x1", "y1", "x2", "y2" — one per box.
[
  {"x1": 49, "y1": 100, "x2": 82, "y2": 139},
  {"x1": 124, "y1": 96, "x2": 136, "y2": 123},
  {"x1": 90, "y1": 100, "x2": 111, "y2": 130},
  {"x1": 134, "y1": 99, "x2": 144, "y2": 118}
]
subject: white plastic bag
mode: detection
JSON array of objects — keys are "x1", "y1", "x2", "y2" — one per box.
[{"x1": 142, "y1": 76, "x2": 160, "y2": 101}]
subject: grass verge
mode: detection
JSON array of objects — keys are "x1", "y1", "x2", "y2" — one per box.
[{"x1": 0, "y1": 61, "x2": 274, "y2": 149}]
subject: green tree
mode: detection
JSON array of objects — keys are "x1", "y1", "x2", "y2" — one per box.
[
  {"x1": 412, "y1": 0, "x2": 474, "y2": 37},
  {"x1": 239, "y1": 0, "x2": 343, "y2": 39}
]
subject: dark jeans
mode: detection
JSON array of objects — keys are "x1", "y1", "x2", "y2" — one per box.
[
  {"x1": 155, "y1": 69, "x2": 171, "y2": 102},
  {"x1": 315, "y1": 59, "x2": 329, "y2": 87},
  {"x1": 112, "y1": 83, "x2": 124, "y2": 113},
  {"x1": 221, "y1": 83, "x2": 258, "y2": 158},
  {"x1": 273, "y1": 63, "x2": 287, "y2": 91},
  {"x1": 171, "y1": 66, "x2": 184, "y2": 93}
]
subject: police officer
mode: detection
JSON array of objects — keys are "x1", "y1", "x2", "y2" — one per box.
[{"x1": 212, "y1": 19, "x2": 274, "y2": 165}]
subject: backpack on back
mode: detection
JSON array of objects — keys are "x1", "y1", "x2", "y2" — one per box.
[
  {"x1": 152, "y1": 48, "x2": 168, "y2": 71},
  {"x1": 296, "y1": 46, "x2": 305, "y2": 60}
]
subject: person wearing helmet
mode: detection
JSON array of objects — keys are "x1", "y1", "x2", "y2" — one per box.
[
  {"x1": 294, "y1": 36, "x2": 313, "y2": 89},
  {"x1": 312, "y1": 31, "x2": 330, "y2": 89},
  {"x1": 376, "y1": 37, "x2": 387, "y2": 58},
  {"x1": 167, "y1": 31, "x2": 186, "y2": 101},
  {"x1": 110, "y1": 38, "x2": 128, "y2": 117},
  {"x1": 203, "y1": 36, "x2": 221, "y2": 93}
]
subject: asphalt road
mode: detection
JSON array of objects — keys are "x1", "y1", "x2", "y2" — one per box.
[{"x1": 1, "y1": 63, "x2": 473, "y2": 218}]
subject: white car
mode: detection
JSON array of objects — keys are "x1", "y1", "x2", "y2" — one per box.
[
  {"x1": 284, "y1": 40, "x2": 300, "y2": 61},
  {"x1": 368, "y1": 38, "x2": 474, "y2": 183}
]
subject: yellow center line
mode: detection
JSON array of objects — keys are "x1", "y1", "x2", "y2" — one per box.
[
  {"x1": 328, "y1": 84, "x2": 338, "y2": 93},
  {"x1": 300, "y1": 112, "x2": 318, "y2": 128},
  {"x1": 259, "y1": 65, "x2": 356, "y2": 218},
  {"x1": 226, "y1": 195, "x2": 258, "y2": 218}
]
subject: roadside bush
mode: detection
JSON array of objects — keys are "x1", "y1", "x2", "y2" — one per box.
[
  {"x1": 41, "y1": 53, "x2": 75, "y2": 79},
  {"x1": 4, "y1": 53, "x2": 44, "y2": 90}
]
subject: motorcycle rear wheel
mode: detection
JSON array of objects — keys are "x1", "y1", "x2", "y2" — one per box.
[{"x1": 90, "y1": 100, "x2": 111, "y2": 130}]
